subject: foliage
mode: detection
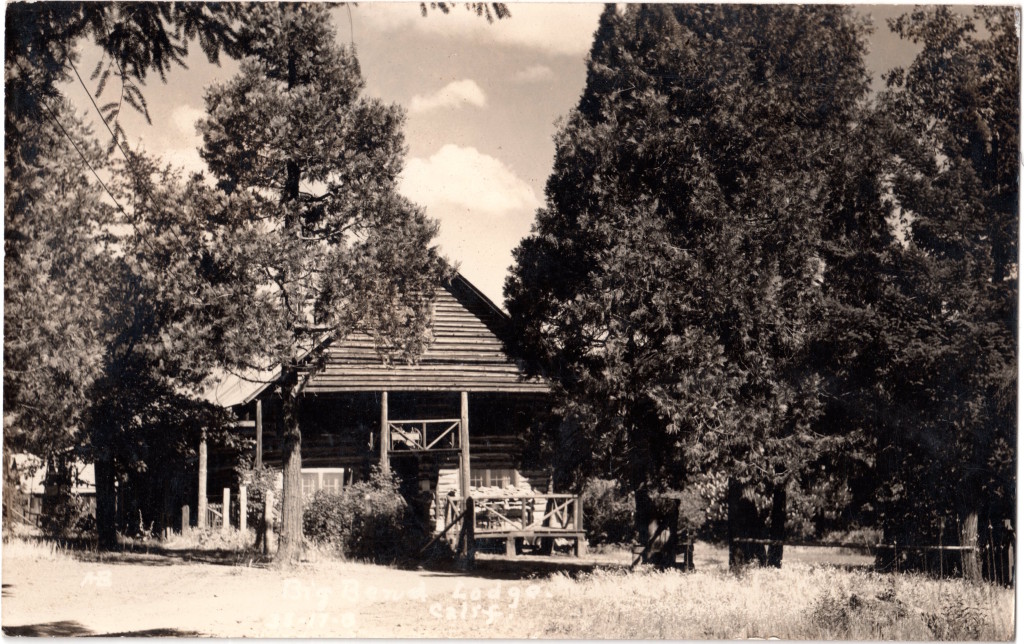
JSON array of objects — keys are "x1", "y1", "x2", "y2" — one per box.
[
  {"x1": 4, "y1": 100, "x2": 111, "y2": 463},
  {"x1": 302, "y1": 469, "x2": 413, "y2": 562},
  {"x1": 420, "y1": 3, "x2": 510, "y2": 22},
  {"x1": 196, "y1": 3, "x2": 450, "y2": 563},
  {"x1": 506, "y1": 5, "x2": 877, "y2": 537},
  {"x1": 40, "y1": 492, "x2": 96, "y2": 541},
  {"x1": 475, "y1": 561, "x2": 1013, "y2": 640},
  {"x1": 867, "y1": 7, "x2": 1018, "y2": 550},
  {"x1": 5, "y1": 1, "x2": 241, "y2": 157},
  {"x1": 580, "y1": 478, "x2": 634, "y2": 546},
  {"x1": 5, "y1": 1, "x2": 249, "y2": 547},
  {"x1": 234, "y1": 463, "x2": 280, "y2": 530}
]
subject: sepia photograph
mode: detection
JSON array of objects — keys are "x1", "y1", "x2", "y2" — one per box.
[{"x1": 2, "y1": 1, "x2": 1017, "y2": 638}]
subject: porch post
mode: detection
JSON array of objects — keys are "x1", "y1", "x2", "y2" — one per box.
[
  {"x1": 255, "y1": 399, "x2": 263, "y2": 469},
  {"x1": 197, "y1": 432, "x2": 208, "y2": 529},
  {"x1": 460, "y1": 391, "x2": 471, "y2": 498},
  {"x1": 380, "y1": 391, "x2": 390, "y2": 475}
]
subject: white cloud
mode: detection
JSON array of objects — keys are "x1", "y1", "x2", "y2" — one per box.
[
  {"x1": 400, "y1": 144, "x2": 542, "y2": 305},
  {"x1": 355, "y1": 3, "x2": 602, "y2": 57},
  {"x1": 158, "y1": 147, "x2": 207, "y2": 177},
  {"x1": 170, "y1": 105, "x2": 206, "y2": 138},
  {"x1": 400, "y1": 144, "x2": 540, "y2": 218},
  {"x1": 410, "y1": 79, "x2": 487, "y2": 114},
  {"x1": 513, "y1": 64, "x2": 555, "y2": 83}
]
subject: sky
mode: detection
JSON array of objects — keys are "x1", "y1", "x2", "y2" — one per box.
[{"x1": 61, "y1": 3, "x2": 960, "y2": 307}]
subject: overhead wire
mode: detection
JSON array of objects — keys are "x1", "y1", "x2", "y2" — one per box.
[
  {"x1": 64, "y1": 53, "x2": 215, "y2": 280},
  {"x1": 11, "y1": 57, "x2": 131, "y2": 220},
  {"x1": 13, "y1": 53, "x2": 209, "y2": 307}
]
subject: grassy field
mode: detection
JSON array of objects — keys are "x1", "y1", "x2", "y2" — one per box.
[{"x1": 1, "y1": 535, "x2": 1014, "y2": 639}]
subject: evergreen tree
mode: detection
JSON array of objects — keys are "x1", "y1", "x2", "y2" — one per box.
[
  {"x1": 870, "y1": 7, "x2": 1018, "y2": 578},
  {"x1": 506, "y1": 5, "x2": 876, "y2": 563},
  {"x1": 197, "y1": 4, "x2": 448, "y2": 563},
  {"x1": 4, "y1": 99, "x2": 110, "y2": 474}
]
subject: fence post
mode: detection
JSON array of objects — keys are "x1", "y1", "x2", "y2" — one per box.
[
  {"x1": 181, "y1": 505, "x2": 190, "y2": 532},
  {"x1": 197, "y1": 434, "x2": 208, "y2": 528},
  {"x1": 988, "y1": 522, "x2": 995, "y2": 583},
  {"x1": 264, "y1": 490, "x2": 276, "y2": 554},
  {"x1": 939, "y1": 521, "x2": 944, "y2": 578},
  {"x1": 457, "y1": 497, "x2": 475, "y2": 570},
  {"x1": 222, "y1": 487, "x2": 230, "y2": 534},
  {"x1": 240, "y1": 485, "x2": 248, "y2": 533}
]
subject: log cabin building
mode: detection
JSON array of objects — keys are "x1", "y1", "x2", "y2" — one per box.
[{"x1": 203, "y1": 273, "x2": 584, "y2": 555}]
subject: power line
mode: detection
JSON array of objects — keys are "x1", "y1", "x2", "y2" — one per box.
[
  {"x1": 13, "y1": 56, "x2": 205, "y2": 306},
  {"x1": 65, "y1": 55, "x2": 209, "y2": 267},
  {"x1": 12, "y1": 58, "x2": 131, "y2": 220},
  {"x1": 67, "y1": 56, "x2": 134, "y2": 167}
]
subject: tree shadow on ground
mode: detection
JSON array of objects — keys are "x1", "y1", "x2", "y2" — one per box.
[
  {"x1": 76, "y1": 546, "x2": 270, "y2": 568},
  {"x1": 95, "y1": 628, "x2": 203, "y2": 636},
  {"x1": 3, "y1": 620, "x2": 93, "y2": 636},
  {"x1": 3, "y1": 621, "x2": 202, "y2": 637},
  {"x1": 413, "y1": 554, "x2": 624, "y2": 581}
]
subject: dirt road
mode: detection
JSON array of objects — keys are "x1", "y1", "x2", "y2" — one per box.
[{"x1": 2, "y1": 549, "x2": 620, "y2": 637}]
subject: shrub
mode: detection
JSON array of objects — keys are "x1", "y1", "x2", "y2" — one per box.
[
  {"x1": 235, "y1": 464, "x2": 279, "y2": 529},
  {"x1": 302, "y1": 468, "x2": 413, "y2": 561},
  {"x1": 39, "y1": 486, "x2": 95, "y2": 541},
  {"x1": 581, "y1": 478, "x2": 634, "y2": 545}
]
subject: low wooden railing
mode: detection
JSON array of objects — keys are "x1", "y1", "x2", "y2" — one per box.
[
  {"x1": 388, "y1": 419, "x2": 461, "y2": 452},
  {"x1": 206, "y1": 504, "x2": 223, "y2": 530},
  {"x1": 443, "y1": 493, "x2": 582, "y2": 536}
]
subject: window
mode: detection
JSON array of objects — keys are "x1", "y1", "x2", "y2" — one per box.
[
  {"x1": 321, "y1": 473, "x2": 345, "y2": 494},
  {"x1": 470, "y1": 471, "x2": 485, "y2": 488},
  {"x1": 301, "y1": 473, "x2": 318, "y2": 497},
  {"x1": 299, "y1": 468, "x2": 348, "y2": 496},
  {"x1": 470, "y1": 469, "x2": 516, "y2": 490},
  {"x1": 488, "y1": 469, "x2": 513, "y2": 488}
]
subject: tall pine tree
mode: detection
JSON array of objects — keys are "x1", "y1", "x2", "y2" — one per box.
[
  {"x1": 197, "y1": 4, "x2": 448, "y2": 563},
  {"x1": 870, "y1": 6, "x2": 1018, "y2": 578},
  {"x1": 506, "y1": 5, "x2": 876, "y2": 563}
]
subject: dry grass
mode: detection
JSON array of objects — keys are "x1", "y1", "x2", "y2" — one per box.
[
  {"x1": 513, "y1": 564, "x2": 1014, "y2": 640},
  {"x1": 159, "y1": 526, "x2": 257, "y2": 552},
  {"x1": 2, "y1": 535, "x2": 80, "y2": 562},
  {"x1": 2, "y1": 533, "x2": 1014, "y2": 639}
]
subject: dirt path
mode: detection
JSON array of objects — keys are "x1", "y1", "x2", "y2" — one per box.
[
  {"x1": 3, "y1": 544, "x2": 879, "y2": 637},
  {"x1": 1, "y1": 550, "x2": 626, "y2": 637}
]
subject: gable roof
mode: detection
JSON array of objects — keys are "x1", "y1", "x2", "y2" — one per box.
[{"x1": 202, "y1": 273, "x2": 548, "y2": 406}]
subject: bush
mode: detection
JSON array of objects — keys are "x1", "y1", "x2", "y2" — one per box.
[
  {"x1": 581, "y1": 478, "x2": 634, "y2": 546},
  {"x1": 235, "y1": 464, "x2": 279, "y2": 530},
  {"x1": 302, "y1": 468, "x2": 413, "y2": 561},
  {"x1": 40, "y1": 492, "x2": 95, "y2": 540}
]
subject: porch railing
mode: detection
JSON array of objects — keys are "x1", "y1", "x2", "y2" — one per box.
[
  {"x1": 442, "y1": 494, "x2": 582, "y2": 536},
  {"x1": 388, "y1": 419, "x2": 461, "y2": 452}
]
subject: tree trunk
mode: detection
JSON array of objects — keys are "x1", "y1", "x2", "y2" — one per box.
[
  {"x1": 960, "y1": 510, "x2": 982, "y2": 582},
  {"x1": 766, "y1": 482, "x2": 786, "y2": 568},
  {"x1": 728, "y1": 477, "x2": 766, "y2": 569},
  {"x1": 94, "y1": 456, "x2": 117, "y2": 550},
  {"x1": 634, "y1": 484, "x2": 654, "y2": 563},
  {"x1": 276, "y1": 389, "x2": 303, "y2": 564}
]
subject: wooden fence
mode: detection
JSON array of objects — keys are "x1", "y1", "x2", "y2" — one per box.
[{"x1": 730, "y1": 537, "x2": 1015, "y2": 584}]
